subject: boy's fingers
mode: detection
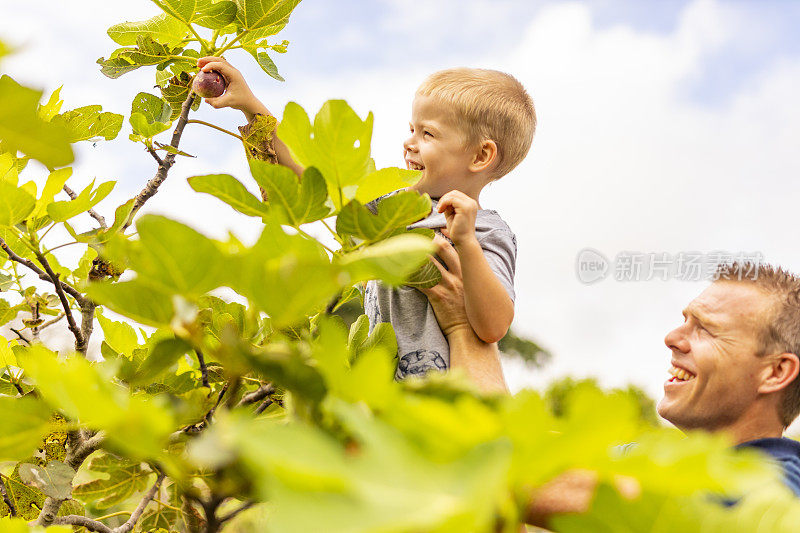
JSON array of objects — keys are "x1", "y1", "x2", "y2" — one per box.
[{"x1": 197, "y1": 56, "x2": 226, "y2": 67}]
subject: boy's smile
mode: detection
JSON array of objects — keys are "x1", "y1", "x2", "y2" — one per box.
[{"x1": 404, "y1": 94, "x2": 479, "y2": 199}]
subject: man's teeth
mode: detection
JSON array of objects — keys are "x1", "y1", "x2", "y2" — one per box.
[{"x1": 669, "y1": 366, "x2": 696, "y2": 381}]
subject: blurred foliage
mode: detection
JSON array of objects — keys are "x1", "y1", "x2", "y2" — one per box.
[{"x1": 545, "y1": 377, "x2": 660, "y2": 427}]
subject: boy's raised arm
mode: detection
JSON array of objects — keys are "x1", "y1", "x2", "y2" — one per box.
[
  {"x1": 196, "y1": 56, "x2": 305, "y2": 178},
  {"x1": 437, "y1": 191, "x2": 514, "y2": 344}
]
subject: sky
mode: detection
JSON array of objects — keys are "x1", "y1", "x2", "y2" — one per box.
[{"x1": 3, "y1": 0, "x2": 800, "y2": 430}]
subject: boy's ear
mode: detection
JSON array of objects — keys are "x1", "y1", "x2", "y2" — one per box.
[{"x1": 469, "y1": 140, "x2": 498, "y2": 173}]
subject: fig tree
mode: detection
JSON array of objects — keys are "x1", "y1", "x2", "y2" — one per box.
[{"x1": 193, "y1": 70, "x2": 227, "y2": 98}]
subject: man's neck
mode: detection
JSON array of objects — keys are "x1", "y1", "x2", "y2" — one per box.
[{"x1": 716, "y1": 406, "x2": 785, "y2": 445}]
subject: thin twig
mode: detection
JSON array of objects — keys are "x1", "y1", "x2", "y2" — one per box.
[
  {"x1": 254, "y1": 398, "x2": 272, "y2": 415},
  {"x1": 122, "y1": 92, "x2": 197, "y2": 231},
  {"x1": 0, "y1": 236, "x2": 85, "y2": 302},
  {"x1": 0, "y1": 475, "x2": 16, "y2": 517},
  {"x1": 218, "y1": 500, "x2": 256, "y2": 523},
  {"x1": 196, "y1": 349, "x2": 210, "y2": 389},
  {"x1": 114, "y1": 472, "x2": 166, "y2": 533},
  {"x1": 236, "y1": 383, "x2": 274, "y2": 407},
  {"x1": 33, "y1": 249, "x2": 84, "y2": 351},
  {"x1": 9, "y1": 327, "x2": 31, "y2": 345},
  {"x1": 146, "y1": 145, "x2": 164, "y2": 166},
  {"x1": 39, "y1": 312, "x2": 66, "y2": 331},
  {"x1": 187, "y1": 119, "x2": 243, "y2": 140},
  {"x1": 63, "y1": 184, "x2": 107, "y2": 229}
]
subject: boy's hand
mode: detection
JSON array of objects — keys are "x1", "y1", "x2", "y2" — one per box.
[
  {"x1": 437, "y1": 190, "x2": 478, "y2": 247},
  {"x1": 196, "y1": 56, "x2": 258, "y2": 112}
]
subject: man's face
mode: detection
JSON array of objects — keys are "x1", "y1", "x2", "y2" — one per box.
[
  {"x1": 657, "y1": 281, "x2": 775, "y2": 432},
  {"x1": 403, "y1": 94, "x2": 476, "y2": 198}
]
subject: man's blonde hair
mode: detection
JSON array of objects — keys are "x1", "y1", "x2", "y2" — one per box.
[
  {"x1": 716, "y1": 262, "x2": 800, "y2": 428},
  {"x1": 416, "y1": 67, "x2": 536, "y2": 179}
]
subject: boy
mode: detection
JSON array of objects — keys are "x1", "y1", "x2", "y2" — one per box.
[{"x1": 197, "y1": 57, "x2": 536, "y2": 379}]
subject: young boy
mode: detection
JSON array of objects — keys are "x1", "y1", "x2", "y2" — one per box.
[{"x1": 196, "y1": 57, "x2": 536, "y2": 380}]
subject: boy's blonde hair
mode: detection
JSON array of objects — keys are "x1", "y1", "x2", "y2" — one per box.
[{"x1": 416, "y1": 67, "x2": 536, "y2": 179}]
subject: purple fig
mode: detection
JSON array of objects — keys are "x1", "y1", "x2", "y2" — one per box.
[{"x1": 193, "y1": 70, "x2": 227, "y2": 98}]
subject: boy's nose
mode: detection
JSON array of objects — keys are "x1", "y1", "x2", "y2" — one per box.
[{"x1": 403, "y1": 136, "x2": 417, "y2": 153}]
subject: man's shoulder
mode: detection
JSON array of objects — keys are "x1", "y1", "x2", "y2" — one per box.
[{"x1": 738, "y1": 437, "x2": 800, "y2": 497}]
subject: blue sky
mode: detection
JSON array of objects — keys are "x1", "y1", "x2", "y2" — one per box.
[{"x1": 3, "y1": 1, "x2": 800, "y2": 431}]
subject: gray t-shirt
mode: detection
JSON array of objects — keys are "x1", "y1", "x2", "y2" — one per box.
[{"x1": 364, "y1": 194, "x2": 517, "y2": 380}]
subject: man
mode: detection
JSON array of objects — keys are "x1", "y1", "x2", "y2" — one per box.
[{"x1": 422, "y1": 239, "x2": 800, "y2": 526}]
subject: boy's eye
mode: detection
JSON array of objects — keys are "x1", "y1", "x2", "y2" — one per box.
[{"x1": 424, "y1": 131, "x2": 432, "y2": 137}]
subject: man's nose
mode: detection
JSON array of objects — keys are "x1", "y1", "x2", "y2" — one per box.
[{"x1": 664, "y1": 325, "x2": 690, "y2": 353}]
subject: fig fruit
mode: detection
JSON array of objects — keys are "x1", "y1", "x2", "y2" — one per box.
[{"x1": 193, "y1": 70, "x2": 227, "y2": 98}]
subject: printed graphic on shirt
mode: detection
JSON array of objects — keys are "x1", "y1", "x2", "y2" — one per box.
[{"x1": 396, "y1": 349, "x2": 447, "y2": 379}]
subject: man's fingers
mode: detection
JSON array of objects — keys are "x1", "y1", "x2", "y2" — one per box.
[{"x1": 434, "y1": 236, "x2": 462, "y2": 278}]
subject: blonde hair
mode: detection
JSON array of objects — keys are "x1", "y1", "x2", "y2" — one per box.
[
  {"x1": 716, "y1": 262, "x2": 800, "y2": 427},
  {"x1": 416, "y1": 67, "x2": 536, "y2": 179}
]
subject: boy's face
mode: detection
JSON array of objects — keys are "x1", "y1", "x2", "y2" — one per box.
[{"x1": 404, "y1": 94, "x2": 476, "y2": 198}]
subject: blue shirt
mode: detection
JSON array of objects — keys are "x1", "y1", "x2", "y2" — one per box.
[{"x1": 737, "y1": 437, "x2": 800, "y2": 497}]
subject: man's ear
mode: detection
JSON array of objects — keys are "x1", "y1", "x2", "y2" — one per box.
[
  {"x1": 758, "y1": 352, "x2": 800, "y2": 394},
  {"x1": 469, "y1": 140, "x2": 498, "y2": 173}
]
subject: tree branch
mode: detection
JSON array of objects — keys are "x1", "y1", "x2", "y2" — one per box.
[
  {"x1": 196, "y1": 349, "x2": 210, "y2": 389},
  {"x1": 9, "y1": 327, "x2": 31, "y2": 345},
  {"x1": 0, "y1": 236, "x2": 85, "y2": 302},
  {"x1": 0, "y1": 475, "x2": 16, "y2": 517},
  {"x1": 52, "y1": 515, "x2": 112, "y2": 533},
  {"x1": 63, "y1": 184, "x2": 107, "y2": 229},
  {"x1": 33, "y1": 249, "x2": 84, "y2": 352},
  {"x1": 218, "y1": 500, "x2": 255, "y2": 523},
  {"x1": 146, "y1": 145, "x2": 164, "y2": 166},
  {"x1": 77, "y1": 300, "x2": 96, "y2": 355},
  {"x1": 32, "y1": 430, "x2": 106, "y2": 527},
  {"x1": 123, "y1": 92, "x2": 197, "y2": 231},
  {"x1": 237, "y1": 383, "x2": 274, "y2": 407},
  {"x1": 39, "y1": 312, "x2": 66, "y2": 331},
  {"x1": 114, "y1": 472, "x2": 166, "y2": 533}
]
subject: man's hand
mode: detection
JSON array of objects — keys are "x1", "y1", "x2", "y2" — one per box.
[
  {"x1": 420, "y1": 235, "x2": 469, "y2": 337},
  {"x1": 196, "y1": 56, "x2": 259, "y2": 113},
  {"x1": 437, "y1": 190, "x2": 478, "y2": 247}
]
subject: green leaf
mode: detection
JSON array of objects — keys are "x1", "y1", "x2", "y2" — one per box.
[
  {"x1": 234, "y1": 0, "x2": 302, "y2": 33},
  {"x1": 0, "y1": 75, "x2": 74, "y2": 168},
  {"x1": 278, "y1": 100, "x2": 374, "y2": 209},
  {"x1": 73, "y1": 453, "x2": 154, "y2": 509},
  {"x1": 37, "y1": 86, "x2": 64, "y2": 122},
  {"x1": 195, "y1": 0, "x2": 238, "y2": 28},
  {"x1": 96, "y1": 308, "x2": 139, "y2": 356},
  {"x1": 129, "y1": 92, "x2": 172, "y2": 138},
  {"x1": 50, "y1": 105, "x2": 124, "y2": 143},
  {"x1": 230, "y1": 221, "x2": 343, "y2": 326},
  {"x1": 130, "y1": 215, "x2": 227, "y2": 296},
  {"x1": 336, "y1": 233, "x2": 435, "y2": 286},
  {"x1": 405, "y1": 260, "x2": 442, "y2": 289},
  {"x1": 0, "y1": 396, "x2": 53, "y2": 460},
  {"x1": 18, "y1": 461, "x2": 75, "y2": 500},
  {"x1": 98, "y1": 36, "x2": 185, "y2": 79},
  {"x1": 108, "y1": 13, "x2": 189, "y2": 47},
  {"x1": 336, "y1": 191, "x2": 431, "y2": 243},
  {"x1": 86, "y1": 280, "x2": 175, "y2": 327},
  {"x1": 19, "y1": 345, "x2": 176, "y2": 460},
  {"x1": 239, "y1": 113, "x2": 278, "y2": 162},
  {"x1": 32, "y1": 167, "x2": 72, "y2": 219},
  {"x1": 355, "y1": 167, "x2": 421, "y2": 204},
  {"x1": 0, "y1": 182, "x2": 35, "y2": 226},
  {"x1": 46, "y1": 180, "x2": 115, "y2": 223},
  {"x1": 130, "y1": 337, "x2": 192, "y2": 385},
  {"x1": 248, "y1": 49, "x2": 284, "y2": 81},
  {"x1": 249, "y1": 162, "x2": 330, "y2": 225},
  {"x1": 159, "y1": 71, "x2": 201, "y2": 120},
  {"x1": 187, "y1": 173, "x2": 269, "y2": 217}
]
